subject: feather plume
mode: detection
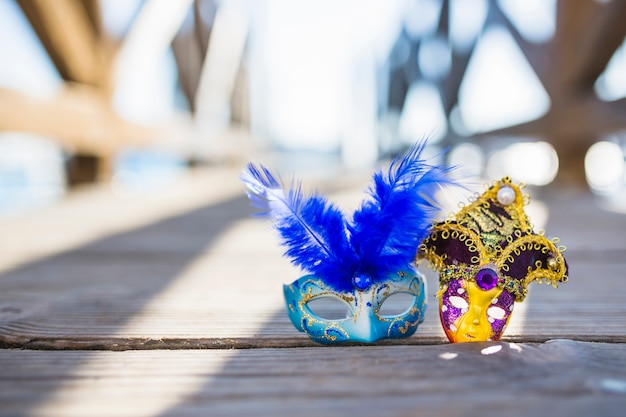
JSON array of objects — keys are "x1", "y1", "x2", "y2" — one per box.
[
  {"x1": 348, "y1": 141, "x2": 454, "y2": 283},
  {"x1": 241, "y1": 163, "x2": 358, "y2": 290}
]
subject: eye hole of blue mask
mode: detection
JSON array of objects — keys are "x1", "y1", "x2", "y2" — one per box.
[
  {"x1": 378, "y1": 292, "x2": 418, "y2": 317},
  {"x1": 306, "y1": 296, "x2": 351, "y2": 320}
]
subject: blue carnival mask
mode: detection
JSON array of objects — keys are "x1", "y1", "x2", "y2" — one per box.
[
  {"x1": 242, "y1": 141, "x2": 455, "y2": 344},
  {"x1": 284, "y1": 267, "x2": 427, "y2": 344}
]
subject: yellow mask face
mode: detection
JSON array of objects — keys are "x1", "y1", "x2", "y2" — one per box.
[{"x1": 439, "y1": 278, "x2": 513, "y2": 343}]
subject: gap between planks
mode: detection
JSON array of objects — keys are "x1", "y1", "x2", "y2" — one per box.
[{"x1": 2, "y1": 335, "x2": 626, "y2": 352}]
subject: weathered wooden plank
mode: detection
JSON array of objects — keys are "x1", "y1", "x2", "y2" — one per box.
[
  {"x1": 0, "y1": 167, "x2": 244, "y2": 269},
  {"x1": 0, "y1": 262, "x2": 623, "y2": 349},
  {"x1": 1, "y1": 340, "x2": 625, "y2": 417},
  {"x1": 0, "y1": 176, "x2": 625, "y2": 349}
]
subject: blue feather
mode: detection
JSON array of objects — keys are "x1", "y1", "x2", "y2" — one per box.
[
  {"x1": 241, "y1": 163, "x2": 358, "y2": 290},
  {"x1": 348, "y1": 141, "x2": 454, "y2": 283},
  {"x1": 241, "y1": 140, "x2": 456, "y2": 292}
]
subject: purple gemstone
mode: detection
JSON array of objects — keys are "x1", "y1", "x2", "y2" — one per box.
[
  {"x1": 352, "y1": 274, "x2": 372, "y2": 290},
  {"x1": 475, "y1": 268, "x2": 498, "y2": 290}
]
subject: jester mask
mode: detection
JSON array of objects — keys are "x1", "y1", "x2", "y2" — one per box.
[{"x1": 418, "y1": 177, "x2": 568, "y2": 343}]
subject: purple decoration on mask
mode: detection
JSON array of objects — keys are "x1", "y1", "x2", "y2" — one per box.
[
  {"x1": 488, "y1": 290, "x2": 515, "y2": 336},
  {"x1": 440, "y1": 279, "x2": 467, "y2": 328},
  {"x1": 475, "y1": 268, "x2": 498, "y2": 290}
]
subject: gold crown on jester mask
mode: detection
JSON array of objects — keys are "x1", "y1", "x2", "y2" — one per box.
[{"x1": 418, "y1": 177, "x2": 568, "y2": 301}]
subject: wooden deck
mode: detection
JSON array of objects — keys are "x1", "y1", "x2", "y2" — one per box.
[{"x1": 1, "y1": 166, "x2": 626, "y2": 416}]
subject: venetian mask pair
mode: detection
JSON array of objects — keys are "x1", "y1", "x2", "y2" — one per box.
[{"x1": 242, "y1": 145, "x2": 568, "y2": 344}]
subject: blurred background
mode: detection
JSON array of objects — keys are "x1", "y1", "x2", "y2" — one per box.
[{"x1": 1, "y1": 0, "x2": 626, "y2": 216}]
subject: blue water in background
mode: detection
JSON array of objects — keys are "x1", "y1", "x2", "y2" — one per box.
[
  {"x1": 111, "y1": 149, "x2": 187, "y2": 193},
  {"x1": 0, "y1": 134, "x2": 187, "y2": 217},
  {"x1": 0, "y1": 134, "x2": 65, "y2": 216}
]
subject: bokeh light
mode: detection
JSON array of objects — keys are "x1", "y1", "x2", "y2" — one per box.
[
  {"x1": 398, "y1": 82, "x2": 448, "y2": 145},
  {"x1": 595, "y1": 38, "x2": 626, "y2": 102},
  {"x1": 457, "y1": 26, "x2": 551, "y2": 134},
  {"x1": 448, "y1": 142, "x2": 485, "y2": 179},
  {"x1": 497, "y1": 0, "x2": 556, "y2": 43},
  {"x1": 585, "y1": 141, "x2": 625, "y2": 193},
  {"x1": 486, "y1": 140, "x2": 559, "y2": 186}
]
